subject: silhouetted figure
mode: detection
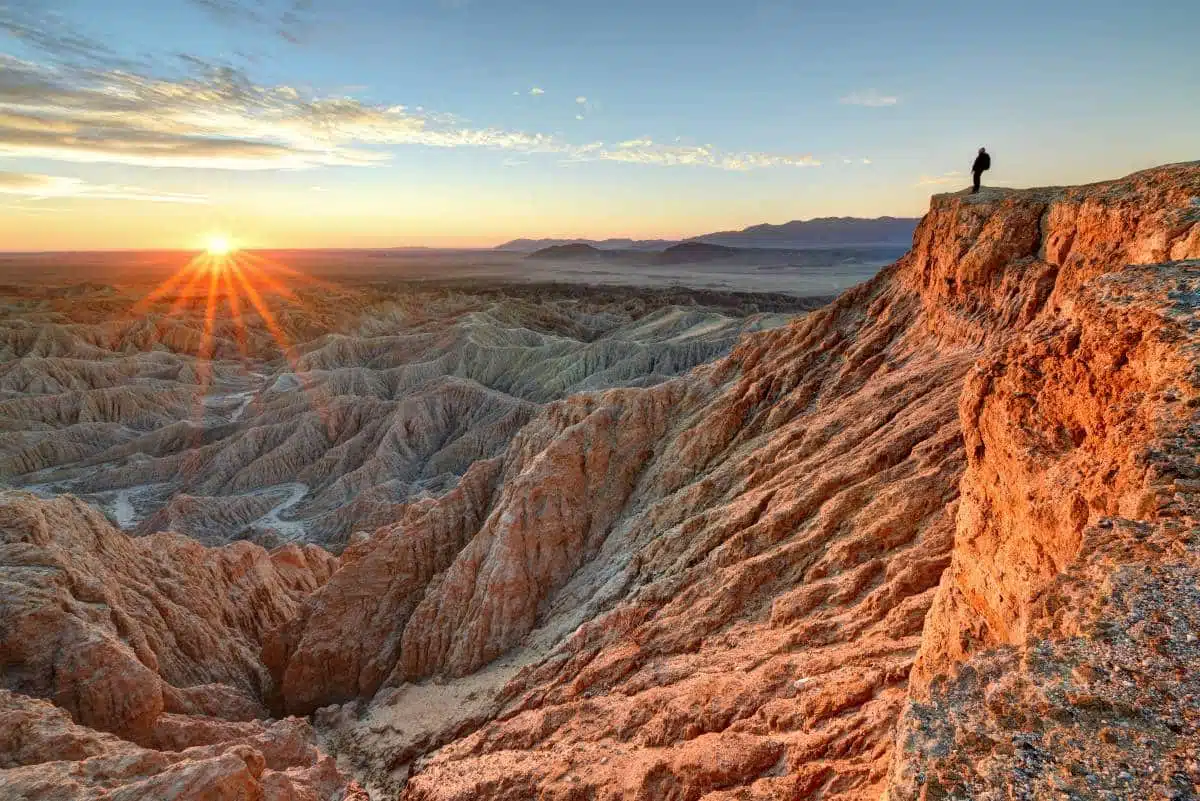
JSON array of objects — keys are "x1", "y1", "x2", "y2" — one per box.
[{"x1": 971, "y1": 147, "x2": 991, "y2": 193}]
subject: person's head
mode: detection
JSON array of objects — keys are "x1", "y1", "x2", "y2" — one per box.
[{"x1": 979, "y1": 147, "x2": 987, "y2": 153}]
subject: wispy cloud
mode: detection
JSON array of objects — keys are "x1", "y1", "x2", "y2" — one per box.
[
  {"x1": 0, "y1": 57, "x2": 820, "y2": 173},
  {"x1": 574, "y1": 95, "x2": 598, "y2": 121},
  {"x1": 915, "y1": 171, "x2": 962, "y2": 186},
  {"x1": 570, "y1": 138, "x2": 820, "y2": 171},
  {"x1": 529, "y1": 87, "x2": 545, "y2": 96},
  {"x1": 187, "y1": 0, "x2": 314, "y2": 44},
  {"x1": 0, "y1": 57, "x2": 514, "y2": 169},
  {"x1": 0, "y1": 1, "x2": 136, "y2": 70},
  {"x1": 839, "y1": 89, "x2": 899, "y2": 107},
  {"x1": 0, "y1": 170, "x2": 208, "y2": 203}
]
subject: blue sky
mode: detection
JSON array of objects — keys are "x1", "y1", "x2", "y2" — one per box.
[{"x1": 0, "y1": 0, "x2": 1196, "y2": 248}]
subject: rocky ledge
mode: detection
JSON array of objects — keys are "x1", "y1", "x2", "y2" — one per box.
[{"x1": 1, "y1": 162, "x2": 1197, "y2": 800}]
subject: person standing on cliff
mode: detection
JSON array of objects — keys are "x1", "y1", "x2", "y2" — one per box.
[{"x1": 971, "y1": 147, "x2": 991, "y2": 193}]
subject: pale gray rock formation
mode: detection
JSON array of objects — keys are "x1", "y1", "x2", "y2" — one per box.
[{"x1": 0, "y1": 283, "x2": 801, "y2": 546}]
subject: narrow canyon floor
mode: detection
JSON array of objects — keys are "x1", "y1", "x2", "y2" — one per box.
[{"x1": 2, "y1": 163, "x2": 1199, "y2": 801}]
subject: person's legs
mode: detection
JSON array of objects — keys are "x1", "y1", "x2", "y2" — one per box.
[{"x1": 972, "y1": 171, "x2": 982, "y2": 193}]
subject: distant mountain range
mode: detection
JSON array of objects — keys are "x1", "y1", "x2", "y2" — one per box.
[
  {"x1": 525, "y1": 241, "x2": 742, "y2": 265},
  {"x1": 496, "y1": 237, "x2": 676, "y2": 252},
  {"x1": 496, "y1": 216, "x2": 920, "y2": 252},
  {"x1": 523, "y1": 240, "x2": 909, "y2": 270},
  {"x1": 695, "y1": 216, "x2": 919, "y2": 248}
]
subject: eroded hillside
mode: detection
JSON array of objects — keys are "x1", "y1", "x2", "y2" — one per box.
[
  {"x1": 276, "y1": 163, "x2": 1200, "y2": 799},
  {"x1": 1, "y1": 163, "x2": 1197, "y2": 801},
  {"x1": 0, "y1": 280, "x2": 809, "y2": 547}
]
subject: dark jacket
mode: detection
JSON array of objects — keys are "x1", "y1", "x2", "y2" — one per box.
[{"x1": 972, "y1": 152, "x2": 991, "y2": 173}]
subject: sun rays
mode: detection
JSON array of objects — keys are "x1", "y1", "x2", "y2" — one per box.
[
  {"x1": 136, "y1": 249, "x2": 309, "y2": 340},
  {"x1": 133, "y1": 245, "x2": 334, "y2": 442}
]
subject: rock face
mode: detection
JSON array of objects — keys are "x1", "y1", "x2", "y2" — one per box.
[
  {"x1": 261, "y1": 164, "x2": 1199, "y2": 800},
  {"x1": 889, "y1": 205, "x2": 1200, "y2": 796},
  {"x1": 0, "y1": 492, "x2": 347, "y2": 800},
  {"x1": 2, "y1": 163, "x2": 1197, "y2": 801},
  {"x1": 0, "y1": 690, "x2": 344, "y2": 801},
  {"x1": 0, "y1": 492, "x2": 337, "y2": 739}
]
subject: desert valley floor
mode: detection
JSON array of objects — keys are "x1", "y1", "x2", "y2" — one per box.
[{"x1": 2, "y1": 163, "x2": 1199, "y2": 801}]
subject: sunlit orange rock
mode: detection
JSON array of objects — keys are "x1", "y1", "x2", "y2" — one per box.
[
  {"x1": 2, "y1": 162, "x2": 1197, "y2": 801},
  {"x1": 267, "y1": 163, "x2": 1198, "y2": 800}
]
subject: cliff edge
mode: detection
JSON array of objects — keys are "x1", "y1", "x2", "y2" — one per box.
[
  {"x1": 1, "y1": 163, "x2": 1197, "y2": 801},
  {"x1": 262, "y1": 162, "x2": 1199, "y2": 800}
]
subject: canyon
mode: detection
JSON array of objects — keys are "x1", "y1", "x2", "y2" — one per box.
[
  {"x1": 1, "y1": 162, "x2": 1198, "y2": 800},
  {"x1": 0, "y1": 279, "x2": 815, "y2": 548}
]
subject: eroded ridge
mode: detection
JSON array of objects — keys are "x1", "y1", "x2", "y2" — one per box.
[
  {"x1": 273, "y1": 165, "x2": 1198, "y2": 800},
  {"x1": 1, "y1": 163, "x2": 1197, "y2": 801},
  {"x1": 0, "y1": 282, "x2": 797, "y2": 547}
]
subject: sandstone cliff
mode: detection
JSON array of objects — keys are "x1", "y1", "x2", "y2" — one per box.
[
  {"x1": 2, "y1": 163, "x2": 1197, "y2": 801},
  {"x1": 265, "y1": 164, "x2": 1198, "y2": 800},
  {"x1": 0, "y1": 492, "x2": 347, "y2": 799}
]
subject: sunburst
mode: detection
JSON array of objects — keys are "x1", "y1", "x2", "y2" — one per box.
[
  {"x1": 134, "y1": 240, "x2": 334, "y2": 437},
  {"x1": 206, "y1": 235, "x2": 233, "y2": 256}
]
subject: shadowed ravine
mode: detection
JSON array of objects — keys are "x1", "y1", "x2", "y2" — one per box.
[{"x1": 1, "y1": 163, "x2": 1198, "y2": 800}]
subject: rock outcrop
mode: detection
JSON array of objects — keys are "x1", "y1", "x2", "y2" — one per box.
[
  {"x1": 0, "y1": 491, "x2": 337, "y2": 735},
  {"x1": 890, "y1": 231, "x2": 1200, "y2": 795},
  {"x1": 2, "y1": 163, "x2": 1197, "y2": 801},
  {"x1": 0, "y1": 490, "x2": 348, "y2": 799},
  {"x1": 263, "y1": 163, "x2": 1199, "y2": 800},
  {"x1": 0, "y1": 691, "x2": 344, "y2": 801}
]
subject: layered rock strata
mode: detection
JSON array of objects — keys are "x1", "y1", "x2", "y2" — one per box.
[
  {"x1": 2, "y1": 163, "x2": 1197, "y2": 801},
  {"x1": 0, "y1": 492, "x2": 346, "y2": 799}
]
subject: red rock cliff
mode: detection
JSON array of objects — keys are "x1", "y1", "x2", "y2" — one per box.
[
  {"x1": 0, "y1": 493, "x2": 348, "y2": 799},
  {"x1": 2, "y1": 163, "x2": 1196, "y2": 801},
  {"x1": 269, "y1": 164, "x2": 1198, "y2": 800}
]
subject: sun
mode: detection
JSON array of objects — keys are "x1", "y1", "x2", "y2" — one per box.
[
  {"x1": 206, "y1": 235, "x2": 234, "y2": 256},
  {"x1": 134, "y1": 237, "x2": 336, "y2": 431}
]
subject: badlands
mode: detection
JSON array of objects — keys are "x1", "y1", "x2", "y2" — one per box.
[
  {"x1": 0, "y1": 273, "x2": 818, "y2": 547},
  {"x1": 2, "y1": 162, "x2": 1199, "y2": 800}
]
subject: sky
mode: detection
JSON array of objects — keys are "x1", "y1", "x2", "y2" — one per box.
[{"x1": 0, "y1": 0, "x2": 1196, "y2": 250}]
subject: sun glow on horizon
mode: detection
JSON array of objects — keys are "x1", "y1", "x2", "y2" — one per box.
[
  {"x1": 128, "y1": 245, "x2": 341, "y2": 459},
  {"x1": 134, "y1": 244, "x2": 336, "y2": 400},
  {"x1": 206, "y1": 235, "x2": 234, "y2": 256}
]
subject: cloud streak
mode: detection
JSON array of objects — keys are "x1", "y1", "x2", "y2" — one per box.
[
  {"x1": 570, "y1": 139, "x2": 820, "y2": 171},
  {"x1": 0, "y1": 1, "x2": 136, "y2": 70},
  {"x1": 915, "y1": 171, "x2": 962, "y2": 186},
  {"x1": 0, "y1": 57, "x2": 820, "y2": 172},
  {"x1": 840, "y1": 89, "x2": 899, "y2": 107},
  {"x1": 0, "y1": 170, "x2": 208, "y2": 203},
  {"x1": 187, "y1": 0, "x2": 314, "y2": 44}
]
